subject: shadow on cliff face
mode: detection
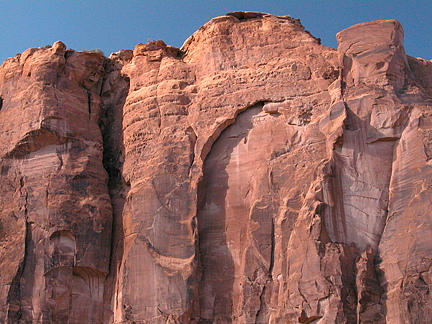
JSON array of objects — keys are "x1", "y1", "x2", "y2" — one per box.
[
  {"x1": 197, "y1": 104, "x2": 262, "y2": 323},
  {"x1": 323, "y1": 102, "x2": 406, "y2": 252},
  {"x1": 6, "y1": 221, "x2": 34, "y2": 323},
  {"x1": 197, "y1": 129, "x2": 236, "y2": 323},
  {"x1": 99, "y1": 62, "x2": 131, "y2": 320}
]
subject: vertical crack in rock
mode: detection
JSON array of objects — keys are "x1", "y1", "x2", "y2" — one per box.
[
  {"x1": 19, "y1": 177, "x2": 28, "y2": 220},
  {"x1": 186, "y1": 126, "x2": 197, "y2": 177},
  {"x1": 87, "y1": 91, "x2": 92, "y2": 118},
  {"x1": 6, "y1": 221, "x2": 30, "y2": 323},
  {"x1": 254, "y1": 286, "x2": 267, "y2": 323},
  {"x1": 5, "y1": 176, "x2": 29, "y2": 322},
  {"x1": 98, "y1": 53, "x2": 131, "y2": 323},
  {"x1": 269, "y1": 217, "x2": 275, "y2": 277}
]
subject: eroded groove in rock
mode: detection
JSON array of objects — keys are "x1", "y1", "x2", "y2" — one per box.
[
  {"x1": 99, "y1": 51, "x2": 131, "y2": 323},
  {"x1": 6, "y1": 220, "x2": 30, "y2": 322}
]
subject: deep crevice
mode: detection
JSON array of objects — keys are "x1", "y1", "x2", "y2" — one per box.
[
  {"x1": 6, "y1": 221, "x2": 31, "y2": 322},
  {"x1": 99, "y1": 58, "x2": 131, "y2": 319},
  {"x1": 87, "y1": 91, "x2": 92, "y2": 118},
  {"x1": 269, "y1": 217, "x2": 275, "y2": 277}
]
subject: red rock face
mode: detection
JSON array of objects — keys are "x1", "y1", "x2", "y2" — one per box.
[
  {"x1": 0, "y1": 42, "x2": 112, "y2": 323},
  {"x1": 0, "y1": 12, "x2": 431, "y2": 324}
]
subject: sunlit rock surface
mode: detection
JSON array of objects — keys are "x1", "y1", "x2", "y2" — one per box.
[{"x1": 0, "y1": 12, "x2": 431, "y2": 324}]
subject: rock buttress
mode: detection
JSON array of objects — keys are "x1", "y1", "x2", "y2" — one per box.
[{"x1": 0, "y1": 42, "x2": 112, "y2": 323}]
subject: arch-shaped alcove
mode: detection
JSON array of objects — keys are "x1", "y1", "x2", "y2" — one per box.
[{"x1": 49, "y1": 230, "x2": 76, "y2": 267}]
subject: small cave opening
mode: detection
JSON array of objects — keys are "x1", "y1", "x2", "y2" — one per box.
[{"x1": 0, "y1": 97, "x2": 3, "y2": 112}]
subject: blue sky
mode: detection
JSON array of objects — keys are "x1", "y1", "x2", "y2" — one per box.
[{"x1": 0, "y1": 0, "x2": 430, "y2": 64}]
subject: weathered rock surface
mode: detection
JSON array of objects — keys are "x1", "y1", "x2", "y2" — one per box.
[
  {"x1": 0, "y1": 12, "x2": 431, "y2": 323},
  {"x1": 0, "y1": 42, "x2": 112, "y2": 323}
]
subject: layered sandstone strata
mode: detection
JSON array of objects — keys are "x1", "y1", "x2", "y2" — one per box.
[{"x1": 0, "y1": 12, "x2": 431, "y2": 324}]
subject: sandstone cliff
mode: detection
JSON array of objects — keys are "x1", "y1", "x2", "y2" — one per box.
[{"x1": 0, "y1": 12, "x2": 431, "y2": 323}]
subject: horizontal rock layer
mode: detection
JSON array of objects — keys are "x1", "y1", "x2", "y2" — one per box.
[{"x1": 0, "y1": 12, "x2": 431, "y2": 323}]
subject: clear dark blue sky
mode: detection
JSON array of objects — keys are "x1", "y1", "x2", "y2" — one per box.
[{"x1": 0, "y1": 0, "x2": 430, "y2": 64}]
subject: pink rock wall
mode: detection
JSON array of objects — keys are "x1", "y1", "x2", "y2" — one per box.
[{"x1": 0, "y1": 12, "x2": 431, "y2": 323}]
